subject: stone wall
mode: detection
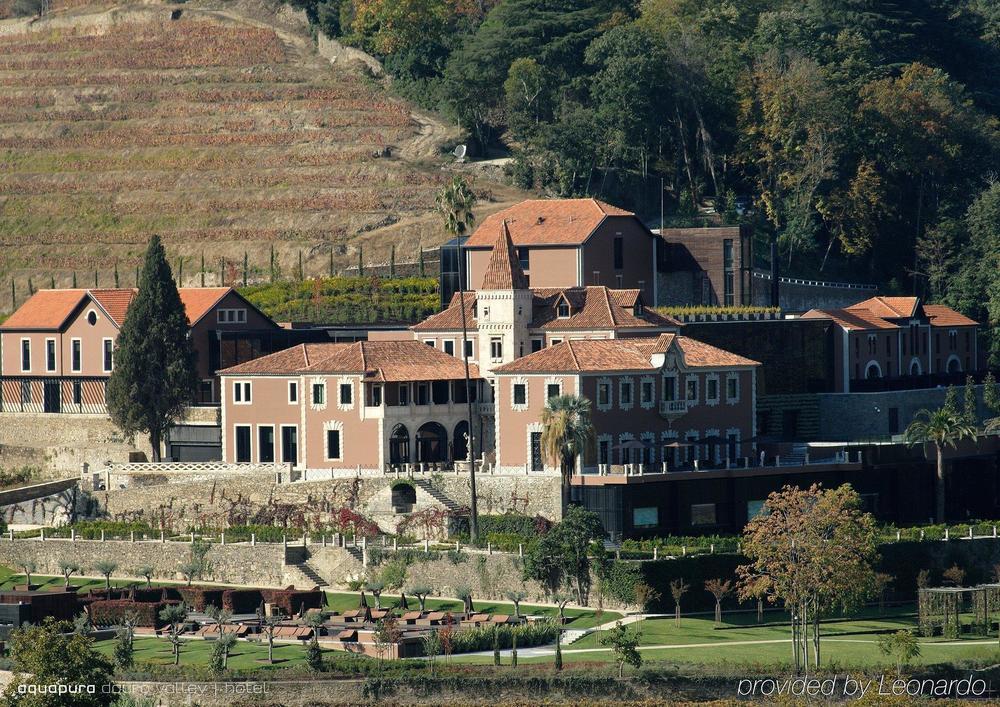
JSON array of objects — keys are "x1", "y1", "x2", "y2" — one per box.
[
  {"x1": 750, "y1": 270, "x2": 877, "y2": 312},
  {"x1": 0, "y1": 478, "x2": 80, "y2": 527},
  {"x1": 0, "y1": 413, "x2": 143, "y2": 475},
  {"x1": 0, "y1": 538, "x2": 287, "y2": 586}
]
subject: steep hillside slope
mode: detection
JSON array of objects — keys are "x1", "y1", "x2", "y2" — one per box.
[{"x1": 0, "y1": 2, "x2": 519, "y2": 311}]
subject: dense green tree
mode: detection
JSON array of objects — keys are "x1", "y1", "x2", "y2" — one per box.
[
  {"x1": 4, "y1": 618, "x2": 115, "y2": 707},
  {"x1": 106, "y1": 235, "x2": 198, "y2": 462},
  {"x1": 523, "y1": 505, "x2": 604, "y2": 603}
]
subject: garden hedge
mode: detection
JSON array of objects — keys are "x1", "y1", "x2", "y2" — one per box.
[
  {"x1": 178, "y1": 587, "x2": 226, "y2": 611},
  {"x1": 88, "y1": 599, "x2": 169, "y2": 628},
  {"x1": 222, "y1": 589, "x2": 264, "y2": 614},
  {"x1": 261, "y1": 587, "x2": 324, "y2": 616}
]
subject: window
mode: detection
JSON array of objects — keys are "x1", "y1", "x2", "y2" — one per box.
[
  {"x1": 443, "y1": 340, "x2": 455, "y2": 356},
  {"x1": 371, "y1": 385, "x2": 383, "y2": 407},
  {"x1": 339, "y1": 382, "x2": 353, "y2": 406},
  {"x1": 633, "y1": 507, "x2": 659, "y2": 528},
  {"x1": 416, "y1": 383, "x2": 429, "y2": 406},
  {"x1": 723, "y1": 239, "x2": 735, "y2": 306},
  {"x1": 490, "y1": 337, "x2": 503, "y2": 361},
  {"x1": 312, "y1": 383, "x2": 325, "y2": 406},
  {"x1": 517, "y1": 247, "x2": 530, "y2": 272},
  {"x1": 423, "y1": 339, "x2": 435, "y2": 347},
  {"x1": 597, "y1": 381, "x2": 611, "y2": 408},
  {"x1": 326, "y1": 429, "x2": 342, "y2": 460},
  {"x1": 233, "y1": 381, "x2": 251, "y2": 403},
  {"x1": 706, "y1": 378, "x2": 719, "y2": 403},
  {"x1": 662, "y1": 375, "x2": 676, "y2": 401},
  {"x1": 686, "y1": 378, "x2": 698, "y2": 402},
  {"x1": 235, "y1": 426, "x2": 251, "y2": 463},
  {"x1": 281, "y1": 426, "x2": 298, "y2": 464},
  {"x1": 949, "y1": 330, "x2": 958, "y2": 350},
  {"x1": 71, "y1": 339, "x2": 81, "y2": 372},
  {"x1": 640, "y1": 380, "x2": 654, "y2": 406},
  {"x1": 432, "y1": 380, "x2": 449, "y2": 404},
  {"x1": 21, "y1": 339, "x2": 30, "y2": 372},
  {"x1": 288, "y1": 381, "x2": 298, "y2": 404},
  {"x1": 546, "y1": 383, "x2": 561, "y2": 400},
  {"x1": 747, "y1": 500, "x2": 766, "y2": 520},
  {"x1": 592, "y1": 270, "x2": 601, "y2": 284},
  {"x1": 258, "y1": 426, "x2": 275, "y2": 463},
  {"x1": 723, "y1": 239, "x2": 734, "y2": 269},
  {"x1": 531, "y1": 338, "x2": 543, "y2": 353},
  {"x1": 726, "y1": 375, "x2": 739, "y2": 403},
  {"x1": 691, "y1": 503, "x2": 717, "y2": 526},
  {"x1": 20, "y1": 380, "x2": 30, "y2": 406},
  {"x1": 72, "y1": 382, "x2": 82, "y2": 405},
  {"x1": 598, "y1": 439, "x2": 610, "y2": 465},
  {"x1": 530, "y1": 431, "x2": 543, "y2": 471},
  {"x1": 482, "y1": 307, "x2": 490, "y2": 320},
  {"x1": 217, "y1": 309, "x2": 247, "y2": 324},
  {"x1": 399, "y1": 384, "x2": 410, "y2": 406},
  {"x1": 557, "y1": 302, "x2": 570, "y2": 318},
  {"x1": 464, "y1": 340, "x2": 474, "y2": 358},
  {"x1": 45, "y1": 340, "x2": 56, "y2": 372},
  {"x1": 613, "y1": 236, "x2": 623, "y2": 269},
  {"x1": 620, "y1": 380, "x2": 633, "y2": 407},
  {"x1": 513, "y1": 383, "x2": 527, "y2": 406},
  {"x1": 87, "y1": 310, "x2": 97, "y2": 326},
  {"x1": 102, "y1": 339, "x2": 113, "y2": 372},
  {"x1": 550, "y1": 338, "x2": 563, "y2": 346}
]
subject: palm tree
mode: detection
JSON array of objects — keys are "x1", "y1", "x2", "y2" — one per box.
[
  {"x1": 540, "y1": 395, "x2": 595, "y2": 512},
  {"x1": 436, "y1": 175, "x2": 480, "y2": 541},
  {"x1": 905, "y1": 407, "x2": 976, "y2": 523}
]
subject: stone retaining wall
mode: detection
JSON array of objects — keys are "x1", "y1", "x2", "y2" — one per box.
[
  {"x1": 0, "y1": 413, "x2": 143, "y2": 474},
  {"x1": 0, "y1": 478, "x2": 80, "y2": 526}
]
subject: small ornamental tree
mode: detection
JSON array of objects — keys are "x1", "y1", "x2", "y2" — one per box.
[
  {"x1": 943, "y1": 564, "x2": 966, "y2": 587},
  {"x1": 634, "y1": 582, "x2": 662, "y2": 612},
  {"x1": 601, "y1": 622, "x2": 642, "y2": 678},
  {"x1": 407, "y1": 585, "x2": 431, "y2": 612},
  {"x1": 669, "y1": 579, "x2": 689, "y2": 627},
  {"x1": 135, "y1": 565, "x2": 155, "y2": 588},
  {"x1": 106, "y1": 235, "x2": 198, "y2": 462},
  {"x1": 260, "y1": 614, "x2": 281, "y2": 664},
  {"x1": 304, "y1": 611, "x2": 325, "y2": 672},
  {"x1": 159, "y1": 604, "x2": 189, "y2": 665},
  {"x1": 365, "y1": 581, "x2": 384, "y2": 610},
  {"x1": 705, "y1": 578, "x2": 734, "y2": 626},
  {"x1": 59, "y1": 560, "x2": 80, "y2": 588},
  {"x1": 874, "y1": 573, "x2": 894, "y2": 613},
  {"x1": 877, "y1": 630, "x2": 921, "y2": 673},
  {"x1": 373, "y1": 616, "x2": 402, "y2": 672},
  {"x1": 94, "y1": 560, "x2": 118, "y2": 592},
  {"x1": 18, "y1": 559, "x2": 36, "y2": 588},
  {"x1": 505, "y1": 590, "x2": 527, "y2": 619}
]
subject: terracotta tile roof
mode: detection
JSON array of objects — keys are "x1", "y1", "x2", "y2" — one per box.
[
  {"x1": 303, "y1": 341, "x2": 480, "y2": 381},
  {"x1": 481, "y1": 221, "x2": 529, "y2": 290},
  {"x1": 852, "y1": 296, "x2": 918, "y2": 319},
  {"x1": 218, "y1": 343, "x2": 349, "y2": 375},
  {"x1": 2, "y1": 286, "x2": 236, "y2": 330},
  {"x1": 0, "y1": 289, "x2": 88, "y2": 330},
  {"x1": 923, "y1": 304, "x2": 978, "y2": 327},
  {"x1": 465, "y1": 199, "x2": 637, "y2": 247},
  {"x1": 800, "y1": 307, "x2": 898, "y2": 331},
  {"x1": 412, "y1": 287, "x2": 677, "y2": 333},
  {"x1": 495, "y1": 336, "x2": 756, "y2": 374}
]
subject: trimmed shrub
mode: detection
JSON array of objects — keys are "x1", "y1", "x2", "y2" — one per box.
[
  {"x1": 261, "y1": 588, "x2": 323, "y2": 616},
  {"x1": 449, "y1": 621, "x2": 558, "y2": 654},
  {"x1": 131, "y1": 588, "x2": 165, "y2": 603},
  {"x1": 89, "y1": 600, "x2": 168, "y2": 628},
  {"x1": 178, "y1": 587, "x2": 225, "y2": 611},
  {"x1": 222, "y1": 589, "x2": 264, "y2": 614}
]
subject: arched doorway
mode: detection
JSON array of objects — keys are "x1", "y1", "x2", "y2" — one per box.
[
  {"x1": 453, "y1": 421, "x2": 469, "y2": 462},
  {"x1": 391, "y1": 482, "x2": 416, "y2": 512},
  {"x1": 909, "y1": 358, "x2": 922, "y2": 376},
  {"x1": 865, "y1": 361, "x2": 882, "y2": 380},
  {"x1": 416, "y1": 422, "x2": 448, "y2": 463},
  {"x1": 947, "y1": 356, "x2": 962, "y2": 374},
  {"x1": 389, "y1": 424, "x2": 410, "y2": 464}
]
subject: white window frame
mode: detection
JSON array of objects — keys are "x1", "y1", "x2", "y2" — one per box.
[
  {"x1": 511, "y1": 377, "x2": 529, "y2": 411},
  {"x1": 324, "y1": 420, "x2": 344, "y2": 462},
  {"x1": 685, "y1": 375, "x2": 699, "y2": 403},
  {"x1": 725, "y1": 373, "x2": 740, "y2": 404},
  {"x1": 45, "y1": 338, "x2": 56, "y2": 373},
  {"x1": 463, "y1": 339, "x2": 474, "y2": 359},
  {"x1": 102, "y1": 338, "x2": 114, "y2": 373},
  {"x1": 279, "y1": 424, "x2": 299, "y2": 465},
  {"x1": 217, "y1": 308, "x2": 247, "y2": 324},
  {"x1": 618, "y1": 377, "x2": 634, "y2": 410},
  {"x1": 310, "y1": 379, "x2": 327, "y2": 411},
  {"x1": 442, "y1": 339, "x2": 455, "y2": 356},
  {"x1": 597, "y1": 433, "x2": 613, "y2": 467},
  {"x1": 705, "y1": 427, "x2": 721, "y2": 464},
  {"x1": 288, "y1": 380, "x2": 298, "y2": 404},
  {"x1": 233, "y1": 380, "x2": 252, "y2": 404},
  {"x1": 662, "y1": 372, "x2": 678, "y2": 401},
  {"x1": 618, "y1": 432, "x2": 635, "y2": 465},
  {"x1": 596, "y1": 377, "x2": 613, "y2": 411},
  {"x1": 490, "y1": 337, "x2": 503, "y2": 362},
  {"x1": 233, "y1": 424, "x2": 252, "y2": 463},
  {"x1": 640, "y1": 432, "x2": 656, "y2": 464},
  {"x1": 337, "y1": 377, "x2": 355, "y2": 411},
  {"x1": 705, "y1": 373, "x2": 720, "y2": 407},
  {"x1": 639, "y1": 376, "x2": 655, "y2": 409},
  {"x1": 726, "y1": 427, "x2": 742, "y2": 463},
  {"x1": 544, "y1": 376, "x2": 563, "y2": 401},
  {"x1": 70, "y1": 338, "x2": 82, "y2": 373},
  {"x1": 550, "y1": 338, "x2": 564, "y2": 346},
  {"x1": 20, "y1": 338, "x2": 31, "y2": 372},
  {"x1": 527, "y1": 422, "x2": 545, "y2": 472},
  {"x1": 423, "y1": 339, "x2": 436, "y2": 348}
]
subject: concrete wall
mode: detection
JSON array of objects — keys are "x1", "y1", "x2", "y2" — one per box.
[
  {"x1": 818, "y1": 385, "x2": 990, "y2": 441},
  {"x1": 750, "y1": 271, "x2": 877, "y2": 312}
]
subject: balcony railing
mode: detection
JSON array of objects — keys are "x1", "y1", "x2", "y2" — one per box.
[{"x1": 658, "y1": 399, "x2": 689, "y2": 418}]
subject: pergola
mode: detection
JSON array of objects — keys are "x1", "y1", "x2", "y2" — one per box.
[{"x1": 918, "y1": 585, "x2": 1000, "y2": 638}]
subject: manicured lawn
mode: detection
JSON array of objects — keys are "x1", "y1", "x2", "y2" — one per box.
[{"x1": 93, "y1": 636, "x2": 327, "y2": 670}]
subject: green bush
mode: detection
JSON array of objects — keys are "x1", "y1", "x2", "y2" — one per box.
[{"x1": 449, "y1": 620, "x2": 558, "y2": 654}]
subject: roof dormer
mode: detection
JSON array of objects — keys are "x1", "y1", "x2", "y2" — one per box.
[{"x1": 555, "y1": 293, "x2": 572, "y2": 319}]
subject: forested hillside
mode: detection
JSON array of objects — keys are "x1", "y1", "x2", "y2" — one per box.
[{"x1": 297, "y1": 0, "x2": 1000, "y2": 349}]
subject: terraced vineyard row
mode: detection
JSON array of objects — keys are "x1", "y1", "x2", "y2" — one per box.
[{"x1": 0, "y1": 6, "x2": 492, "y2": 314}]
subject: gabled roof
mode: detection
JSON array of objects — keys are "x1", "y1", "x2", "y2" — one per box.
[
  {"x1": 302, "y1": 341, "x2": 480, "y2": 382},
  {"x1": 0, "y1": 290, "x2": 88, "y2": 330},
  {"x1": 411, "y1": 287, "x2": 678, "y2": 333},
  {"x1": 923, "y1": 304, "x2": 978, "y2": 327},
  {"x1": 218, "y1": 343, "x2": 348, "y2": 375},
  {"x1": 800, "y1": 307, "x2": 898, "y2": 331},
  {"x1": 494, "y1": 336, "x2": 757, "y2": 374},
  {"x1": 465, "y1": 199, "x2": 638, "y2": 247},
  {"x1": 1, "y1": 286, "x2": 264, "y2": 331},
  {"x1": 481, "y1": 221, "x2": 529, "y2": 290},
  {"x1": 802, "y1": 297, "x2": 977, "y2": 331},
  {"x1": 855, "y1": 296, "x2": 919, "y2": 319}
]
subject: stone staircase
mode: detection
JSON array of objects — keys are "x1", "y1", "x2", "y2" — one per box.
[
  {"x1": 292, "y1": 561, "x2": 329, "y2": 588},
  {"x1": 413, "y1": 479, "x2": 462, "y2": 512},
  {"x1": 282, "y1": 545, "x2": 330, "y2": 588}
]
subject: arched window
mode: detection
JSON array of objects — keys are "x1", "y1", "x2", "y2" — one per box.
[
  {"x1": 453, "y1": 421, "x2": 469, "y2": 462},
  {"x1": 909, "y1": 359, "x2": 922, "y2": 376},
  {"x1": 389, "y1": 424, "x2": 410, "y2": 464},
  {"x1": 416, "y1": 422, "x2": 448, "y2": 463},
  {"x1": 865, "y1": 362, "x2": 882, "y2": 380},
  {"x1": 947, "y1": 355, "x2": 962, "y2": 374}
]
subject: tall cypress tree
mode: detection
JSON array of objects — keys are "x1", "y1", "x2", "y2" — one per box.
[{"x1": 106, "y1": 235, "x2": 198, "y2": 462}]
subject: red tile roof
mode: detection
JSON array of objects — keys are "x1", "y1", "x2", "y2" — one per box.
[
  {"x1": 481, "y1": 221, "x2": 529, "y2": 290},
  {"x1": 854, "y1": 296, "x2": 918, "y2": 319},
  {"x1": 303, "y1": 341, "x2": 481, "y2": 382},
  {"x1": 0, "y1": 290, "x2": 88, "y2": 330},
  {"x1": 495, "y1": 336, "x2": 757, "y2": 374},
  {"x1": 412, "y1": 287, "x2": 677, "y2": 333},
  {"x1": 465, "y1": 199, "x2": 637, "y2": 247},
  {"x1": 800, "y1": 307, "x2": 898, "y2": 331},
  {"x1": 923, "y1": 304, "x2": 978, "y2": 327},
  {"x1": 2, "y1": 287, "x2": 238, "y2": 330},
  {"x1": 218, "y1": 343, "x2": 349, "y2": 375}
]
